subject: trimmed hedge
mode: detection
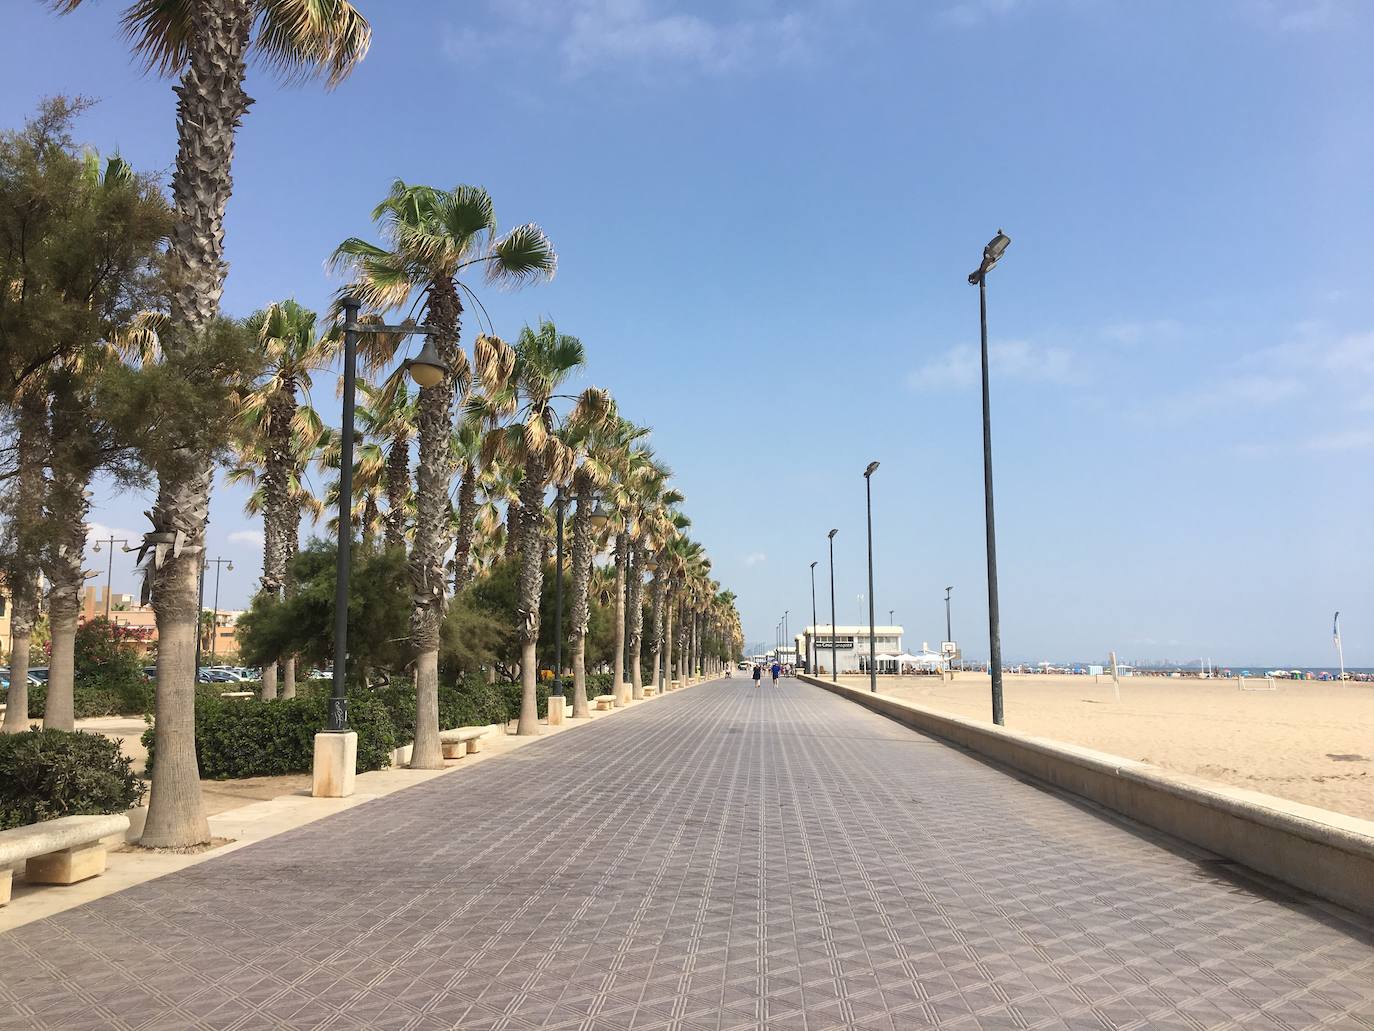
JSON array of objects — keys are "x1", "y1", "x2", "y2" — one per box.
[
  {"x1": 142, "y1": 690, "x2": 397, "y2": 779},
  {"x1": 0, "y1": 728, "x2": 145, "y2": 830},
  {"x1": 26, "y1": 678, "x2": 156, "y2": 720},
  {"x1": 141, "y1": 676, "x2": 511, "y2": 780}
]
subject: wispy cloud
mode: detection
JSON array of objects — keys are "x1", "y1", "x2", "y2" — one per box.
[
  {"x1": 908, "y1": 339, "x2": 1076, "y2": 390},
  {"x1": 1100, "y1": 319, "x2": 1184, "y2": 346},
  {"x1": 228, "y1": 530, "x2": 265, "y2": 547},
  {"x1": 744, "y1": 551, "x2": 767, "y2": 566},
  {"x1": 445, "y1": 0, "x2": 820, "y2": 76},
  {"x1": 1158, "y1": 327, "x2": 1374, "y2": 426},
  {"x1": 936, "y1": 0, "x2": 1027, "y2": 28},
  {"x1": 1242, "y1": 0, "x2": 1346, "y2": 32}
]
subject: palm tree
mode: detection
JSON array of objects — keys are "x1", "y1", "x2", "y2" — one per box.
[
  {"x1": 332, "y1": 182, "x2": 555, "y2": 768},
  {"x1": 231, "y1": 300, "x2": 330, "y2": 699},
  {"x1": 470, "y1": 322, "x2": 611, "y2": 735},
  {"x1": 624, "y1": 461, "x2": 680, "y2": 699},
  {"x1": 564, "y1": 413, "x2": 625, "y2": 718},
  {"x1": 449, "y1": 405, "x2": 487, "y2": 593},
  {"x1": 648, "y1": 511, "x2": 689, "y2": 691},
  {"x1": 50, "y1": 0, "x2": 371, "y2": 848},
  {"x1": 354, "y1": 377, "x2": 415, "y2": 553},
  {"x1": 227, "y1": 412, "x2": 328, "y2": 698}
]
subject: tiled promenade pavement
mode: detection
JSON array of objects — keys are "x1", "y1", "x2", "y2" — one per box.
[{"x1": 2, "y1": 678, "x2": 1373, "y2": 1031}]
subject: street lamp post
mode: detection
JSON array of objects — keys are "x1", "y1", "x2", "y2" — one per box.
[
  {"x1": 327, "y1": 297, "x2": 445, "y2": 734},
  {"x1": 827, "y1": 529, "x2": 838, "y2": 682},
  {"x1": 552, "y1": 489, "x2": 567, "y2": 696},
  {"x1": 783, "y1": 610, "x2": 788, "y2": 668},
  {"x1": 809, "y1": 561, "x2": 818, "y2": 675},
  {"x1": 968, "y1": 229, "x2": 1011, "y2": 725},
  {"x1": 91, "y1": 536, "x2": 131, "y2": 619},
  {"x1": 864, "y1": 461, "x2": 879, "y2": 693}
]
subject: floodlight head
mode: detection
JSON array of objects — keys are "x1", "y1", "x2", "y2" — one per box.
[
  {"x1": 810, "y1": 560, "x2": 817, "y2": 569},
  {"x1": 828, "y1": 528, "x2": 838, "y2": 539},
  {"x1": 968, "y1": 228, "x2": 1011, "y2": 284},
  {"x1": 864, "y1": 461, "x2": 880, "y2": 477}
]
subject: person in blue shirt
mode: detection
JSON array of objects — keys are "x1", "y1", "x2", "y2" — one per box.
[{"x1": 770, "y1": 661, "x2": 781, "y2": 685}]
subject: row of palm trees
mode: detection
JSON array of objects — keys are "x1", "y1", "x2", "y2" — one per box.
[
  {"x1": 6, "y1": 0, "x2": 740, "y2": 851},
  {"x1": 225, "y1": 282, "x2": 744, "y2": 757}
]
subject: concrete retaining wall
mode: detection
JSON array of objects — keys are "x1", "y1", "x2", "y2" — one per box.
[{"x1": 798, "y1": 673, "x2": 1374, "y2": 917}]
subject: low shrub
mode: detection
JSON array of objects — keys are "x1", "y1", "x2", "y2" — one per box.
[
  {"x1": 326, "y1": 675, "x2": 508, "y2": 745},
  {"x1": 142, "y1": 690, "x2": 397, "y2": 779},
  {"x1": 0, "y1": 728, "x2": 145, "y2": 830}
]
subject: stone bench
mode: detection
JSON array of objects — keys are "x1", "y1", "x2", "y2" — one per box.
[
  {"x1": 438, "y1": 727, "x2": 489, "y2": 760},
  {"x1": 0, "y1": 813, "x2": 131, "y2": 905},
  {"x1": 219, "y1": 691, "x2": 254, "y2": 700},
  {"x1": 593, "y1": 694, "x2": 616, "y2": 711},
  {"x1": 642, "y1": 686, "x2": 657, "y2": 698}
]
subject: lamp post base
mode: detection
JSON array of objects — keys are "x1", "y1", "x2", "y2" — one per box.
[
  {"x1": 312, "y1": 731, "x2": 357, "y2": 798},
  {"x1": 548, "y1": 695, "x2": 567, "y2": 726}
]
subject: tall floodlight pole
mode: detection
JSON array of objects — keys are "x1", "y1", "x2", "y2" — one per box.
[
  {"x1": 968, "y1": 229, "x2": 1011, "y2": 725},
  {"x1": 327, "y1": 297, "x2": 445, "y2": 734},
  {"x1": 206, "y1": 557, "x2": 233, "y2": 664},
  {"x1": 92, "y1": 536, "x2": 131, "y2": 618},
  {"x1": 1334, "y1": 611, "x2": 1345, "y2": 682},
  {"x1": 827, "y1": 529, "x2": 838, "y2": 682},
  {"x1": 553, "y1": 489, "x2": 567, "y2": 697},
  {"x1": 944, "y1": 585, "x2": 954, "y2": 666},
  {"x1": 864, "y1": 461, "x2": 879, "y2": 693},
  {"x1": 784, "y1": 610, "x2": 789, "y2": 666},
  {"x1": 809, "y1": 561, "x2": 818, "y2": 674}
]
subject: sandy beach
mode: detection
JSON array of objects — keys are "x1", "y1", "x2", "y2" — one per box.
[{"x1": 838, "y1": 672, "x2": 1374, "y2": 821}]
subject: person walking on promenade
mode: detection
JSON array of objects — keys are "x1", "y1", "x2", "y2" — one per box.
[
  {"x1": 770, "y1": 660, "x2": 781, "y2": 686},
  {"x1": 752, "y1": 664, "x2": 762, "y2": 689}
]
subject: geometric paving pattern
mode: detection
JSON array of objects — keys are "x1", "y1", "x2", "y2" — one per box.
[{"x1": 1, "y1": 676, "x2": 1372, "y2": 1031}]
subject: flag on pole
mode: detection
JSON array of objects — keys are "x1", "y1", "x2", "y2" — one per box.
[{"x1": 1333, "y1": 611, "x2": 1341, "y2": 647}]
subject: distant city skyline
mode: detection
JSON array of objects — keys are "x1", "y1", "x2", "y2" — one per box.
[{"x1": 3, "y1": 1, "x2": 1371, "y2": 667}]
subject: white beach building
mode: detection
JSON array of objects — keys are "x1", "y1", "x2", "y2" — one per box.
[{"x1": 794, "y1": 625, "x2": 904, "y2": 675}]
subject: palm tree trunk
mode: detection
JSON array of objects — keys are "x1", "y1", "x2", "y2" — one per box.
[
  {"x1": 384, "y1": 436, "x2": 408, "y2": 552},
  {"x1": 649, "y1": 571, "x2": 665, "y2": 692},
  {"x1": 451, "y1": 468, "x2": 478, "y2": 592},
  {"x1": 662, "y1": 586, "x2": 675, "y2": 689},
  {"x1": 2, "y1": 391, "x2": 46, "y2": 734},
  {"x1": 142, "y1": 0, "x2": 252, "y2": 849},
  {"x1": 627, "y1": 545, "x2": 645, "y2": 700},
  {"x1": 515, "y1": 454, "x2": 547, "y2": 736},
  {"x1": 409, "y1": 277, "x2": 461, "y2": 770},
  {"x1": 503, "y1": 497, "x2": 521, "y2": 559},
  {"x1": 611, "y1": 533, "x2": 628, "y2": 701},
  {"x1": 568, "y1": 482, "x2": 595, "y2": 718}
]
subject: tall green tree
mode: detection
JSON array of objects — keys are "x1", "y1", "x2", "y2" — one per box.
[
  {"x1": 0, "y1": 100, "x2": 170, "y2": 732},
  {"x1": 49, "y1": 0, "x2": 371, "y2": 847},
  {"x1": 332, "y1": 182, "x2": 555, "y2": 768}
]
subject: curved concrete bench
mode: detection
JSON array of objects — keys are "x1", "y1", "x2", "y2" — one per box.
[
  {"x1": 438, "y1": 726, "x2": 489, "y2": 759},
  {"x1": 0, "y1": 813, "x2": 130, "y2": 905}
]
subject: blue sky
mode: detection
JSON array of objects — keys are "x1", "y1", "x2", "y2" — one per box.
[{"x1": 4, "y1": 0, "x2": 1372, "y2": 667}]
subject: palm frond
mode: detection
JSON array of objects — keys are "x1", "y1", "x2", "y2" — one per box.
[{"x1": 482, "y1": 223, "x2": 557, "y2": 287}]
